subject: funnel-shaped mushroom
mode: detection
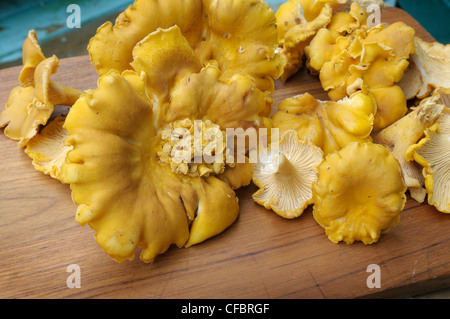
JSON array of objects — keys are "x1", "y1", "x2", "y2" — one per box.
[
  {"x1": 0, "y1": 30, "x2": 83, "y2": 147},
  {"x1": 61, "y1": 25, "x2": 273, "y2": 263},
  {"x1": 252, "y1": 130, "x2": 324, "y2": 219},
  {"x1": 312, "y1": 142, "x2": 407, "y2": 244}
]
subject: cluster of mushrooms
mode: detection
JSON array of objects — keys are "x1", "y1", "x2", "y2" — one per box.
[{"x1": 0, "y1": 0, "x2": 448, "y2": 263}]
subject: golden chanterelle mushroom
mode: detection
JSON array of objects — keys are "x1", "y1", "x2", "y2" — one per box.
[
  {"x1": 252, "y1": 130, "x2": 324, "y2": 219},
  {"x1": 61, "y1": 25, "x2": 274, "y2": 263},
  {"x1": 312, "y1": 142, "x2": 407, "y2": 244},
  {"x1": 0, "y1": 30, "x2": 82, "y2": 147}
]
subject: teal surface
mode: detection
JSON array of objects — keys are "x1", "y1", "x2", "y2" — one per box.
[
  {"x1": 266, "y1": 0, "x2": 285, "y2": 10},
  {"x1": 398, "y1": 0, "x2": 450, "y2": 44},
  {"x1": 0, "y1": 0, "x2": 133, "y2": 64}
]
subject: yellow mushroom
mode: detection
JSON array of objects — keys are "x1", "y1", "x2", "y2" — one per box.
[
  {"x1": 87, "y1": 0, "x2": 284, "y2": 93},
  {"x1": 61, "y1": 26, "x2": 272, "y2": 263},
  {"x1": 275, "y1": 0, "x2": 385, "y2": 80},
  {"x1": 398, "y1": 37, "x2": 450, "y2": 100},
  {"x1": 275, "y1": 0, "x2": 335, "y2": 81},
  {"x1": 62, "y1": 69, "x2": 242, "y2": 263},
  {"x1": 304, "y1": 2, "x2": 415, "y2": 130},
  {"x1": 406, "y1": 89, "x2": 450, "y2": 213},
  {"x1": 373, "y1": 91, "x2": 444, "y2": 202},
  {"x1": 252, "y1": 130, "x2": 324, "y2": 219},
  {"x1": 0, "y1": 30, "x2": 83, "y2": 147},
  {"x1": 312, "y1": 142, "x2": 407, "y2": 244},
  {"x1": 271, "y1": 91, "x2": 376, "y2": 155},
  {"x1": 304, "y1": 0, "x2": 369, "y2": 71}
]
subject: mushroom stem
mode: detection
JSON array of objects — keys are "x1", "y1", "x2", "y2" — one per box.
[
  {"x1": 276, "y1": 153, "x2": 293, "y2": 176},
  {"x1": 49, "y1": 82, "x2": 84, "y2": 105}
]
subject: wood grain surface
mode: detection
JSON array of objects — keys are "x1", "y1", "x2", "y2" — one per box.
[{"x1": 0, "y1": 7, "x2": 449, "y2": 299}]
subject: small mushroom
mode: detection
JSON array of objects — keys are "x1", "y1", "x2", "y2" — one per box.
[
  {"x1": 305, "y1": 1, "x2": 369, "y2": 74},
  {"x1": 312, "y1": 142, "x2": 407, "y2": 244},
  {"x1": 18, "y1": 29, "x2": 45, "y2": 86},
  {"x1": 0, "y1": 30, "x2": 83, "y2": 147},
  {"x1": 252, "y1": 130, "x2": 324, "y2": 219},
  {"x1": 60, "y1": 23, "x2": 279, "y2": 263}
]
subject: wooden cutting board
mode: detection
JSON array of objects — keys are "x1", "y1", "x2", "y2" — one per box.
[{"x1": 0, "y1": 7, "x2": 449, "y2": 299}]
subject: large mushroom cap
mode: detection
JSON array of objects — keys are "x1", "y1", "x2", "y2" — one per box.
[
  {"x1": 271, "y1": 91, "x2": 376, "y2": 155},
  {"x1": 62, "y1": 69, "x2": 243, "y2": 262},
  {"x1": 60, "y1": 22, "x2": 277, "y2": 263},
  {"x1": 129, "y1": 26, "x2": 273, "y2": 131}
]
